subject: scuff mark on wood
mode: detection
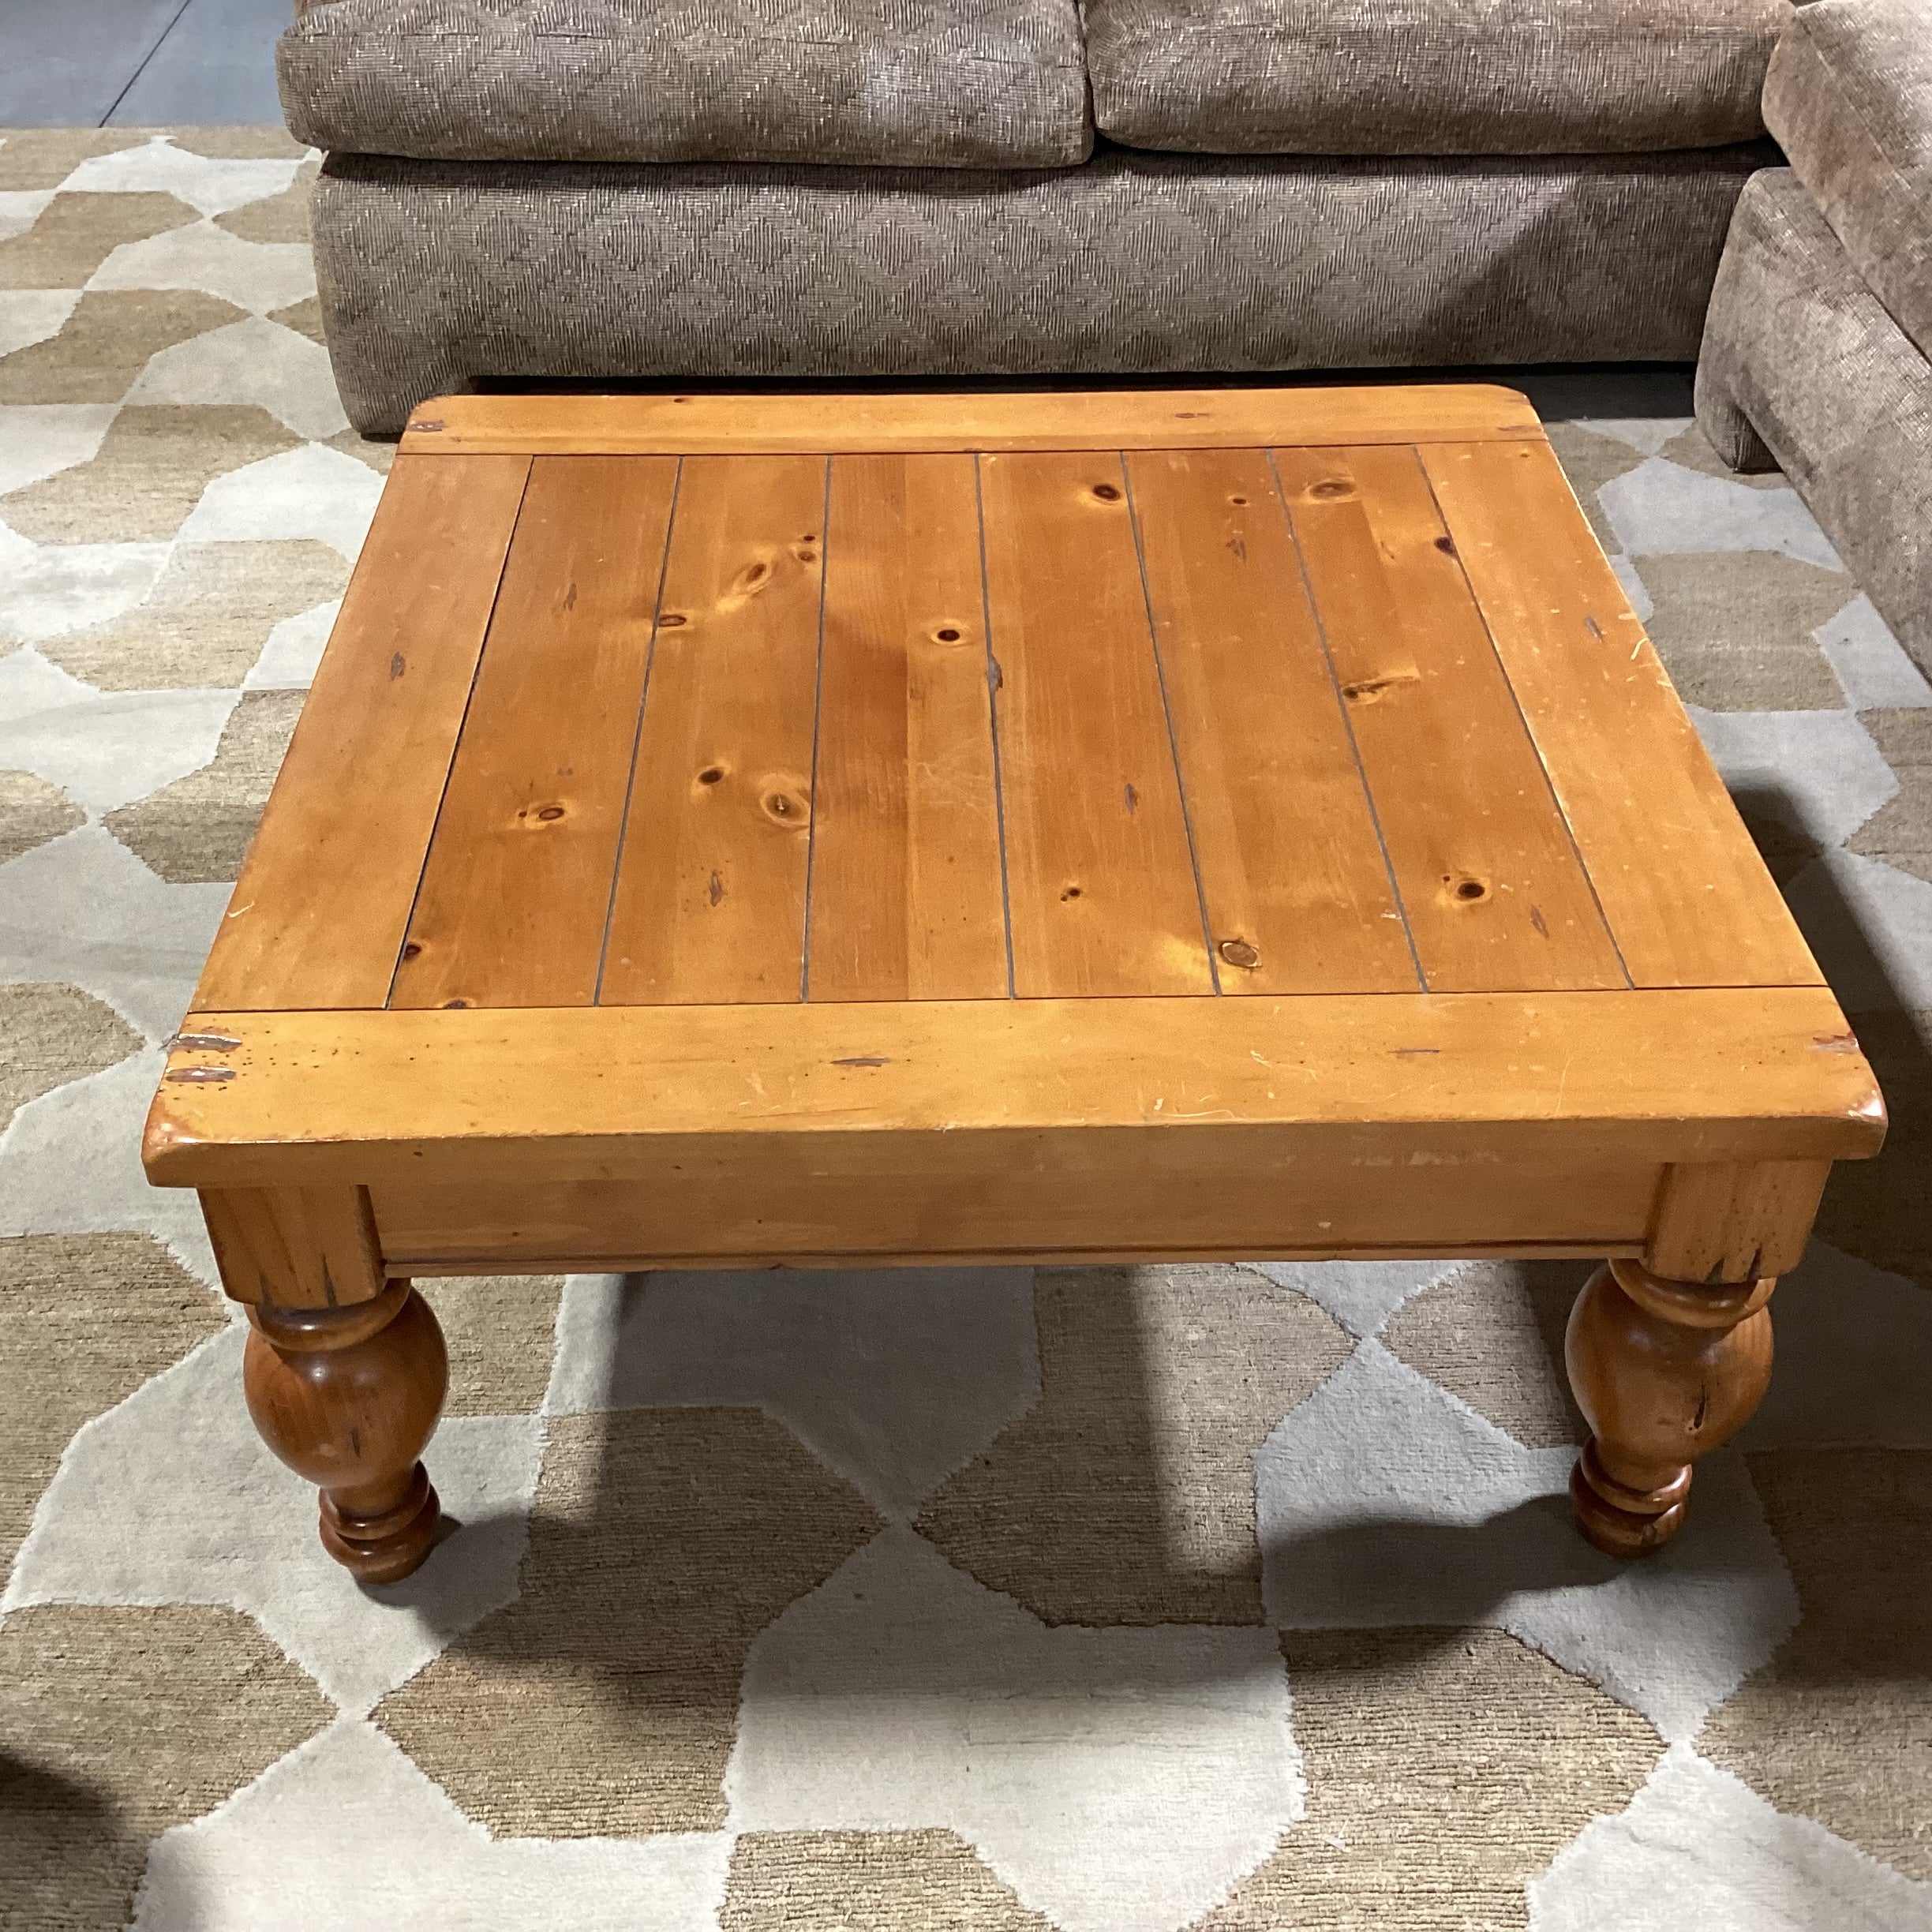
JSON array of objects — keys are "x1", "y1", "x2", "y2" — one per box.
[
  {"x1": 1811, "y1": 1031, "x2": 1859, "y2": 1053},
  {"x1": 170, "y1": 1031, "x2": 242, "y2": 1052},
  {"x1": 1124, "y1": 783, "x2": 1138, "y2": 814},
  {"x1": 708, "y1": 871, "x2": 724, "y2": 907},
  {"x1": 1529, "y1": 904, "x2": 1549, "y2": 938},
  {"x1": 1341, "y1": 671, "x2": 1420, "y2": 702},
  {"x1": 832, "y1": 1055, "x2": 892, "y2": 1068},
  {"x1": 1584, "y1": 614, "x2": 1604, "y2": 639},
  {"x1": 165, "y1": 1066, "x2": 236, "y2": 1083},
  {"x1": 389, "y1": 652, "x2": 406, "y2": 680},
  {"x1": 1391, "y1": 1047, "x2": 1441, "y2": 1057}
]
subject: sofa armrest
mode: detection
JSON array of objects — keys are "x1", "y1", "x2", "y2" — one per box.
[{"x1": 1764, "y1": 0, "x2": 1932, "y2": 360}]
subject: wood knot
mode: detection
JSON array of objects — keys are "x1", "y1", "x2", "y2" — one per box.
[
  {"x1": 763, "y1": 790, "x2": 809, "y2": 827},
  {"x1": 1434, "y1": 535, "x2": 1458, "y2": 557},
  {"x1": 697, "y1": 766, "x2": 726, "y2": 786},
  {"x1": 1229, "y1": 495, "x2": 1248, "y2": 506},
  {"x1": 658, "y1": 612, "x2": 688, "y2": 628},
  {"x1": 443, "y1": 998, "x2": 469, "y2": 1009},
  {"x1": 1451, "y1": 877, "x2": 1488, "y2": 902},
  {"x1": 1060, "y1": 884, "x2": 1083, "y2": 901},
  {"x1": 1219, "y1": 938, "x2": 1260, "y2": 970},
  {"x1": 1309, "y1": 479, "x2": 1354, "y2": 500},
  {"x1": 402, "y1": 942, "x2": 423, "y2": 960},
  {"x1": 1090, "y1": 483, "x2": 1121, "y2": 503},
  {"x1": 934, "y1": 627, "x2": 963, "y2": 644},
  {"x1": 535, "y1": 804, "x2": 565, "y2": 822}
]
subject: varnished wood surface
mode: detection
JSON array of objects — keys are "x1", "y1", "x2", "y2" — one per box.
[
  {"x1": 193, "y1": 454, "x2": 530, "y2": 1011},
  {"x1": 980, "y1": 451, "x2": 1215, "y2": 997},
  {"x1": 402, "y1": 385, "x2": 1547, "y2": 455},
  {"x1": 176, "y1": 414, "x2": 1851, "y2": 1019},
  {"x1": 145, "y1": 987, "x2": 1883, "y2": 1188},
  {"x1": 807, "y1": 454, "x2": 1009, "y2": 1001},
  {"x1": 1424, "y1": 439, "x2": 1824, "y2": 990},
  {"x1": 390, "y1": 456, "x2": 678, "y2": 1009},
  {"x1": 148, "y1": 384, "x2": 1884, "y2": 1289},
  {"x1": 1273, "y1": 444, "x2": 1627, "y2": 992},
  {"x1": 599, "y1": 455, "x2": 828, "y2": 1004},
  {"x1": 1125, "y1": 447, "x2": 1415, "y2": 996}
]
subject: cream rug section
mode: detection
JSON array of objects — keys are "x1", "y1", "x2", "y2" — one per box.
[{"x1": 1, "y1": 126, "x2": 1929, "y2": 1932}]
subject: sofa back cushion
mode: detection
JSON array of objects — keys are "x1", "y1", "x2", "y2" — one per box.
[
  {"x1": 1086, "y1": 0, "x2": 1789, "y2": 155},
  {"x1": 1765, "y1": 0, "x2": 1932, "y2": 361},
  {"x1": 279, "y1": 0, "x2": 1091, "y2": 169}
]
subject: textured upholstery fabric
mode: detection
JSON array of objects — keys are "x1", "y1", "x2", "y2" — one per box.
[
  {"x1": 278, "y1": 0, "x2": 1091, "y2": 169},
  {"x1": 310, "y1": 144, "x2": 1769, "y2": 433},
  {"x1": 1698, "y1": 169, "x2": 1932, "y2": 672},
  {"x1": 1085, "y1": 0, "x2": 1788, "y2": 156},
  {"x1": 1764, "y1": 0, "x2": 1932, "y2": 362}
]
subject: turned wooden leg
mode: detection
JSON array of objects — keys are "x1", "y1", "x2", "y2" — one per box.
[
  {"x1": 1564, "y1": 1258, "x2": 1775, "y2": 1558},
  {"x1": 244, "y1": 1277, "x2": 450, "y2": 1584}
]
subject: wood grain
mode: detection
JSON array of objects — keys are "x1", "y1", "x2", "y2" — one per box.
[
  {"x1": 1275, "y1": 444, "x2": 1627, "y2": 993},
  {"x1": 1645, "y1": 1158, "x2": 1833, "y2": 1282},
  {"x1": 200, "y1": 1184, "x2": 386, "y2": 1309},
  {"x1": 402, "y1": 386, "x2": 1546, "y2": 457},
  {"x1": 1125, "y1": 447, "x2": 1417, "y2": 994},
  {"x1": 193, "y1": 454, "x2": 531, "y2": 1011},
  {"x1": 600, "y1": 455, "x2": 827, "y2": 1004},
  {"x1": 1422, "y1": 437, "x2": 1824, "y2": 989},
  {"x1": 145, "y1": 987, "x2": 1885, "y2": 1191},
  {"x1": 391, "y1": 456, "x2": 679, "y2": 1010},
  {"x1": 979, "y1": 451, "x2": 1215, "y2": 997},
  {"x1": 806, "y1": 453, "x2": 1009, "y2": 1001},
  {"x1": 369, "y1": 1155, "x2": 1661, "y2": 1272}
]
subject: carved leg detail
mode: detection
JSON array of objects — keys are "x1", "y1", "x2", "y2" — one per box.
[
  {"x1": 243, "y1": 1278, "x2": 450, "y2": 1585},
  {"x1": 1564, "y1": 1258, "x2": 1775, "y2": 1559}
]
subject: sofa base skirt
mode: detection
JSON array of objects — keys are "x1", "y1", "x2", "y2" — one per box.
[
  {"x1": 314, "y1": 144, "x2": 1773, "y2": 434},
  {"x1": 1698, "y1": 169, "x2": 1932, "y2": 674}
]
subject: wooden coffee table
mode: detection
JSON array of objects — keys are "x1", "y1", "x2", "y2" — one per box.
[{"x1": 144, "y1": 386, "x2": 1884, "y2": 1583}]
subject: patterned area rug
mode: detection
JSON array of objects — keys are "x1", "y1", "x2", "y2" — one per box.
[{"x1": 2, "y1": 128, "x2": 1930, "y2": 1932}]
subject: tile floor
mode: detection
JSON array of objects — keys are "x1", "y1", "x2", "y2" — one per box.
[{"x1": 0, "y1": 0, "x2": 287, "y2": 129}]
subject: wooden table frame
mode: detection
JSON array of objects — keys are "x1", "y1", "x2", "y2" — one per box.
[{"x1": 144, "y1": 387, "x2": 1885, "y2": 1582}]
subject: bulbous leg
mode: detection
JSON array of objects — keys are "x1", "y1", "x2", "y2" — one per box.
[
  {"x1": 244, "y1": 1278, "x2": 449, "y2": 1584},
  {"x1": 1564, "y1": 1258, "x2": 1775, "y2": 1558}
]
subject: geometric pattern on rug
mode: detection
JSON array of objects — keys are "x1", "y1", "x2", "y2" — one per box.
[{"x1": 1, "y1": 125, "x2": 1929, "y2": 1932}]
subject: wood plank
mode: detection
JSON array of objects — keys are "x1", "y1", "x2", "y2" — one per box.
[
  {"x1": 1421, "y1": 438, "x2": 1825, "y2": 989},
  {"x1": 979, "y1": 451, "x2": 1215, "y2": 997},
  {"x1": 402, "y1": 386, "x2": 1547, "y2": 458},
  {"x1": 144, "y1": 987, "x2": 1886, "y2": 1191},
  {"x1": 1125, "y1": 447, "x2": 1418, "y2": 995},
  {"x1": 367, "y1": 1155, "x2": 1662, "y2": 1273},
  {"x1": 1274, "y1": 444, "x2": 1627, "y2": 994},
  {"x1": 805, "y1": 453, "x2": 1009, "y2": 1001},
  {"x1": 599, "y1": 455, "x2": 826, "y2": 1004},
  {"x1": 390, "y1": 456, "x2": 680, "y2": 1010},
  {"x1": 192, "y1": 453, "x2": 531, "y2": 1010}
]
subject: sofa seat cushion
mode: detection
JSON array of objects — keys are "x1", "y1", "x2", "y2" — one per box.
[
  {"x1": 1765, "y1": 0, "x2": 1932, "y2": 361},
  {"x1": 278, "y1": 0, "x2": 1091, "y2": 169},
  {"x1": 1086, "y1": 0, "x2": 1788, "y2": 155}
]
